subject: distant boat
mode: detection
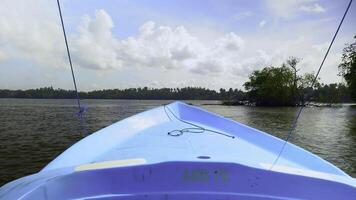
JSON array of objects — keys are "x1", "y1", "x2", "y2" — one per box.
[{"x1": 1, "y1": 101, "x2": 355, "y2": 199}]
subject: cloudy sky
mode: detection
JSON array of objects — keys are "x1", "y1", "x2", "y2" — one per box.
[{"x1": 0, "y1": 0, "x2": 355, "y2": 91}]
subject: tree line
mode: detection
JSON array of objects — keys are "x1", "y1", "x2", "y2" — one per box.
[
  {"x1": 0, "y1": 83, "x2": 352, "y2": 103},
  {"x1": 0, "y1": 87, "x2": 243, "y2": 100},
  {"x1": 1, "y1": 36, "x2": 355, "y2": 105}
]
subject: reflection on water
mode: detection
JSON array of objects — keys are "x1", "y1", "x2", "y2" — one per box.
[
  {"x1": 204, "y1": 104, "x2": 356, "y2": 177},
  {"x1": 0, "y1": 99, "x2": 355, "y2": 186}
]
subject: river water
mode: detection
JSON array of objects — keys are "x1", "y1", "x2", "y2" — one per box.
[{"x1": 0, "y1": 98, "x2": 355, "y2": 186}]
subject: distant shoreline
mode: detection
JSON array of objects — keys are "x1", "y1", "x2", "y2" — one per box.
[
  {"x1": 1, "y1": 98, "x2": 355, "y2": 108},
  {"x1": 0, "y1": 97, "x2": 221, "y2": 101},
  {"x1": 1, "y1": 87, "x2": 354, "y2": 106}
]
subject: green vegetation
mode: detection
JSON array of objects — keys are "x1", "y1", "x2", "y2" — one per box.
[
  {"x1": 243, "y1": 35, "x2": 356, "y2": 106},
  {"x1": 0, "y1": 87, "x2": 244, "y2": 100},
  {"x1": 244, "y1": 65, "x2": 295, "y2": 106},
  {"x1": 338, "y1": 35, "x2": 356, "y2": 101},
  {"x1": 0, "y1": 83, "x2": 351, "y2": 104},
  {"x1": 314, "y1": 83, "x2": 351, "y2": 103},
  {"x1": 243, "y1": 57, "x2": 321, "y2": 106},
  {"x1": 242, "y1": 58, "x2": 353, "y2": 106}
]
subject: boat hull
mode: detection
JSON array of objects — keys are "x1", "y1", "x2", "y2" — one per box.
[{"x1": 1, "y1": 162, "x2": 356, "y2": 199}]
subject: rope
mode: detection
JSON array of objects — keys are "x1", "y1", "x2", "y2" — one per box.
[
  {"x1": 56, "y1": 0, "x2": 84, "y2": 117},
  {"x1": 56, "y1": 0, "x2": 87, "y2": 135},
  {"x1": 270, "y1": 0, "x2": 353, "y2": 170},
  {"x1": 163, "y1": 105, "x2": 235, "y2": 139}
]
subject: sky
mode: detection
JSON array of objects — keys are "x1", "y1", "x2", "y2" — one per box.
[{"x1": 0, "y1": 0, "x2": 355, "y2": 91}]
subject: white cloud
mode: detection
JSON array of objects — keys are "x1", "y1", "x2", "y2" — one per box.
[
  {"x1": 0, "y1": 1, "x2": 345, "y2": 90},
  {"x1": 300, "y1": 3, "x2": 326, "y2": 13},
  {"x1": 0, "y1": 2, "x2": 246, "y2": 76},
  {"x1": 70, "y1": 12, "x2": 246, "y2": 75},
  {"x1": 233, "y1": 48, "x2": 286, "y2": 77},
  {"x1": 191, "y1": 59, "x2": 224, "y2": 75},
  {"x1": 265, "y1": 0, "x2": 326, "y2": 18},
  {"x1": 0, "y1": 0, "x2": 65, "y2": 67},
  {"x1": 72, "y1": 10, "x2": 122, "y2": 70},
  {"x1": 259, "y1": 20, "x2": 267, "y2": 28},
  {"x1": 215, "y1": 32, "x2": 245, "y2": 52},
  {"x1": 119, "y1": 21, "x2": 202, "y2": 70}
]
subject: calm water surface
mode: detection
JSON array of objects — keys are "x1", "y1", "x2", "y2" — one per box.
[{"x1": 0, "y1": 98, "x2": 355, "y2": 186}]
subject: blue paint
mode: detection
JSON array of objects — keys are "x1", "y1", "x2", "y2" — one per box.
[{"x1": 1, "y1": 101, "x2": 355, "y2": 199}]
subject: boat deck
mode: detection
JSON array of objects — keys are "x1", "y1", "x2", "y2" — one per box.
[{"x1": 43, "y1": 102, "x2": 347, "y2": 179}]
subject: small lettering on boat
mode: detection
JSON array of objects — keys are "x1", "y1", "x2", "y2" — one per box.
[{"x1": 182, "y1": 168, "x2": 229, "y2": 183}]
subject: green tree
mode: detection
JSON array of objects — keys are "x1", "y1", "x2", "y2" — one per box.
[
  {"x1": 315, "y1": 83, "x2": 351, "y2": 103},
  {"x1": 286, "y1": 57, "x2": 301, "y2": 104},
  {"x1": 244, "y1": 58, "x2": 319, "y2": 106},
  {"x1": 338, "y1": 35, "x2": 356, "y2": 101},
  {"x1": 297, "y1": 72, "x2": 319, "y2": 104},
  {"x1": 244, "y1": 65, "x2": 295, "y2": 106}
]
